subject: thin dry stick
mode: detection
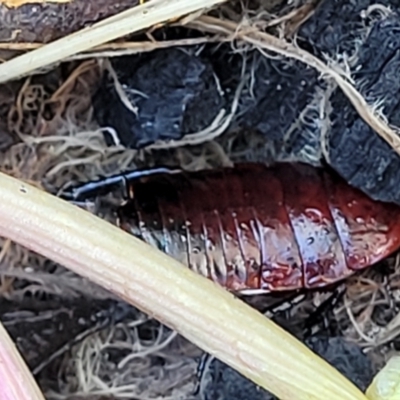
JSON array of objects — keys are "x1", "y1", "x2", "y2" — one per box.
[
  {"x1": 0, "y1": 321, "x2": 45, "y2": 400},
  {"x1": 0, "y1": 0, "x2": 226, "y2": 82},
  {"x1": 188, "y1": 16, "x2": 400, "y2": 156},
  {"x1": 0, "y1": 36, "x2": 223, "y2": 52},
  {"x1": 0, "y1": 172, "x2": 368, "y2": 400},
  {"x1": 0, "y1": 36, "x2": 228, "y2": 63}
]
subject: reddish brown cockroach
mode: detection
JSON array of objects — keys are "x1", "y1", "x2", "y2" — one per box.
[{"x1": 68, "y1": 163, "x2": 400, "y2": 294}]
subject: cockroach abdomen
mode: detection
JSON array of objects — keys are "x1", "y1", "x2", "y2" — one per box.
[
  {"x1": 273, "y1": 163, "x2": 351, "y2": 289},
  {"x1": 117, "y1": 163, "x2": 400, "y2": 293},
  {"x1": 323, "y1": 169, "x2": 400, "y2": 271}
]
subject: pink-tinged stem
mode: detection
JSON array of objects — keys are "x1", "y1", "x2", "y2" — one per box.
[{"x1": 0, "y1": 322, "x2": 44, "y2": 400}]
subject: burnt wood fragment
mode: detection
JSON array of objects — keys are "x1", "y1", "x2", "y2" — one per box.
[{"x1": 93, "y1": 48, "x2": 225, "y2": 148}]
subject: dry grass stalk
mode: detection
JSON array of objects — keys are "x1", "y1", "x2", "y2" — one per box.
[
  {"x1": 0, "y1": 0, "x2": 226, "y2": 82},
  {"x1": 0, "y1": 170, "x2": 368, "y2": 400}
]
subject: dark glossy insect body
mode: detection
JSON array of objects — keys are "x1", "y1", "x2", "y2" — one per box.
[{"x1": 115, "y1": 163, "x2": 400, "y2": 294}]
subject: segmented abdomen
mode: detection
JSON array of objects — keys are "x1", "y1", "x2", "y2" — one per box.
[{"x1": 117, "y1": 163, "x2": 400, "y2": 294}]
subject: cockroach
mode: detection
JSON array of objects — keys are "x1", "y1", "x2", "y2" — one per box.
[{"x1": 66, "y1": 163, "x2": 400, "y2": 295}]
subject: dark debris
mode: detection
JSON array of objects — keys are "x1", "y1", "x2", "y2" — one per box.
[
  {"x1": 0, "y1": 295, "x2": 136, "y2": 376},
  {"x1": 91, "y1": 0, "x2": 400, "y2": 206},
  {"x1": 327, "y1": 14, "x2": 400, "y2": 204},
  {"x1": 93, "y1": 48, "x2": 225, "y2": 149}
]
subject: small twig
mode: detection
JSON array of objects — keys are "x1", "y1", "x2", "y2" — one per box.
[{"x1": 0, "y1": 36, "x2": 227, "y2": 61}]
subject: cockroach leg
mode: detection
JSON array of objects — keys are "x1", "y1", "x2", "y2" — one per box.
[
  {"x1": 263, "y1": 293, "x2": 306, "y2": 318},
  {"x1": 303, "y1": 286, "x2": 346, "y2": 338},
  {"x1": 194, "y1": 352, "x2": 215, "y2": 398}
]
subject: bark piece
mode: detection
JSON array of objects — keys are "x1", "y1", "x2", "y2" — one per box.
[{"x1": 0, "y1": 0, "x2": 138, "y2": 43}]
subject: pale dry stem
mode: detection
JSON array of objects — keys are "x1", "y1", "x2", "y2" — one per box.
[{"x1": 0, "y1": 171, "x2": 368, "y2": 400}]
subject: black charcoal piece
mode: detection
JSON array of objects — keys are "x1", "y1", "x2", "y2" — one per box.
[
  {"x1": 93, "y1": 48, "x2": 225, "y2": 149},
  {"x1": 233, "y1": 0, "x2": 400, "y2": 169},
  {"x1": 327, "y1": 14, "x2": 400, "y2": 204},
  {"x1": 299, "y1": 0, "x2": 381, "y2": 58},
  {"x1": 304, "y1": 336, "x2": 375, "y2": 392},
  {"x1": 235, "y1": 0, "x2": 381, "y2": 164},
  {"x1": 238, "y1": 54, "x2": 318, "y2": 139},
  {"x1": 236, "y1": 51, "x2": 323, "y2": 165},
  {"x1": 199, "y1": 336, "x2": 375, "y2": 400}
]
